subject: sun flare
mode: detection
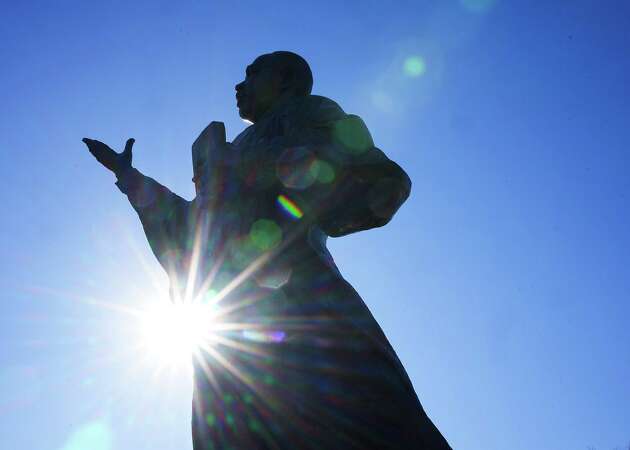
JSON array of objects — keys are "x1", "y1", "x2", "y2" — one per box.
[{"x1": 140, "y1": 302, "x2": 218, "y2": 366}]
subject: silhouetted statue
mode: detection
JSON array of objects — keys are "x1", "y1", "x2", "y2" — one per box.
[{"x1": 83, "y1": 51, "x2": 451, "y2": 449}]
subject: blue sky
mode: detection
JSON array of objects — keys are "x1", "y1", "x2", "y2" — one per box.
[{"x1": 1, "y1": 1, "x2": 629, "y2": 449}]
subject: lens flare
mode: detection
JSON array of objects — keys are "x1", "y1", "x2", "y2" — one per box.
[
  {"x1": 309, "y1": 160, "x2": 335, "y2": 183},
  {"x1": 249, "y1": 219, "x2": 282, "y2": 250},
  {"x1": 60, "y1": 421, "x2": 112, "y2": 450},
  {"x1": 277, "y1": 194, "x2": 303, "y2": 219},
  {"x1": 242, "y1": 329, "x2": 286, "y2": 343},
  {"x1": 276, "y1": 146, "x2": 318, "y2": 189},
  {"x1": 403, "y1": 56, "x2": 426, "y2": 77},
  {"x1": 371, "y1": 91, "x2": 394, "y2": 112}
]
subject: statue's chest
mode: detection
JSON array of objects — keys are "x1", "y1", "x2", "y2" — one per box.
[{"x1": 233, "y1": 124, "x2": 285, "y2": 192}]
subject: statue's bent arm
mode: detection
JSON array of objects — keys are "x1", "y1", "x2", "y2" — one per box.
[{"x1": 269, "y1": 103, "x2": 411, "y2": 237}]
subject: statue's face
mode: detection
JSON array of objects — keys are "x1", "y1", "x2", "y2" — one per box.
[{"x1": 235, "y1": 55, "x2": 282, "y2": 123}]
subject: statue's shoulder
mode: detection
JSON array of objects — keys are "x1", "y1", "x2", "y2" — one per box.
[{"x1": 288, "y1": 95, "x2": 347, "y2": 125}]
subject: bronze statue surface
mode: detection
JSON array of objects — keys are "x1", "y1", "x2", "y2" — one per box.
[{"x1": 83, "y1": 51, "x2": 450, "y2": 449}]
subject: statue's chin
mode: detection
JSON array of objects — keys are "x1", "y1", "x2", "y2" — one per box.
[
  {"x1": 237, "y1": 106, "x2": 249, "y2": 119},
  {"x1": 238, "y1": 108, "x2": 255, "y2": 124}
]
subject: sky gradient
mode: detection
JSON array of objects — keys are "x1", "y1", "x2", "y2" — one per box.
[{"x1": 1, "y1": 1, "x2": 629, "y2": 449}]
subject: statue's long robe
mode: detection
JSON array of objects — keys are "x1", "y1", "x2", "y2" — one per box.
[{"x1": 116, "y1": 95, "x2": 451, "y2": 449}]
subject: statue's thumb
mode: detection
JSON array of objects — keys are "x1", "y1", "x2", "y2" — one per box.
[
  {"x1": 124, "y1": 138, "x2": 135, "y2": 155},
  {"x1": 120, "y1": 138, "x2": 134, "y2": 170}
]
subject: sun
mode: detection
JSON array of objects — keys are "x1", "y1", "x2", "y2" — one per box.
[{"x1": 139, "y1": 301, "x2": 218, "y2": 366}]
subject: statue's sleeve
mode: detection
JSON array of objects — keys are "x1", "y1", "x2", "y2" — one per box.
[
  {"x1": 279, "y1": 99, "x2": 411, "y2": 237},
  {"x1": 115, "y1": 167, "x2": 194, "y2": 276}
]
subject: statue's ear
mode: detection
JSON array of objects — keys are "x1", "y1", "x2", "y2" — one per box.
[{"x1": 279, "y1": 68, "x2": 297, "y2": 94}]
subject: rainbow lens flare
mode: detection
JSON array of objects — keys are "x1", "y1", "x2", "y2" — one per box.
[{"x1": 276, "y1": 194, "x2": 303, "y2": 219}]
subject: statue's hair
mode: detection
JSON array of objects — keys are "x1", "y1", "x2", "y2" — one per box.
[{"x1": 270, "y1": 51, "x2": 313, "y2": 96}]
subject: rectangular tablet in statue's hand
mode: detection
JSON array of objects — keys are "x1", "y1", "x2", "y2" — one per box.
[{"x1": 192, "y1": 121, "x2": 227, "y2": 176}]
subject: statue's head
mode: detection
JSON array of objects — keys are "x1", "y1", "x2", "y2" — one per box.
[{"x1": 235, "y1": 51, "x2": 313, "y2": 123}]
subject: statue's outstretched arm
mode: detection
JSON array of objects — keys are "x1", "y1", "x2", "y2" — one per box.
[{"x1": 82, "y1": 136, "x2": 192, "y2": 276}]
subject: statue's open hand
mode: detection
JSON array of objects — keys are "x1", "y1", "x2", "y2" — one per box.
[{"x1": 82, "y1": 137, "x2": 134, "y2": 174}]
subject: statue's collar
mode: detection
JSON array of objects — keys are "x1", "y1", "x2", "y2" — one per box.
[{"x1": 256, "y1": 94, "x2": 306, "y2": 123}]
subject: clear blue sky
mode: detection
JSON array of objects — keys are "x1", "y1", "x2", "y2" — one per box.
[{"x1": 1, "y1": 1, "x2": 629, "y2": 449}]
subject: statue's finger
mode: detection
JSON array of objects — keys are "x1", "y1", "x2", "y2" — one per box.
[
  {"x1": 124, "y1": 138, "x2": 135, "y2": 154},
  {"x1": 82, "y1": 138, "x2": 98, "y2": 154},
  {"x1": 82, "y1": 138, "x2": 102, "y2": 152}
]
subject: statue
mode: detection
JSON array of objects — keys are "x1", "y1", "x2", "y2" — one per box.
[{"x1": 83, "y1": 51, "x2": 451, "y2": 449}]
